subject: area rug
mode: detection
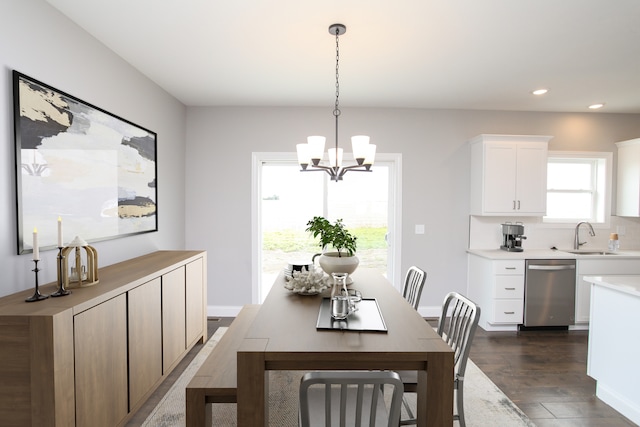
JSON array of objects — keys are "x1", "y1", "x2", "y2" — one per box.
[{"x1": 142, "y1": 327, "x2": 535, "y2": 426}]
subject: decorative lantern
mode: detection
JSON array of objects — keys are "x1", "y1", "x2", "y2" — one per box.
[{"x1": 59, "y1": 236, "x2": 99, "y2": 289}]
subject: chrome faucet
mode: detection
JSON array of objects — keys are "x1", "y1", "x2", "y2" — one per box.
[{"x1": 574, "y1": 221, "x2": 596, "y2": 250}]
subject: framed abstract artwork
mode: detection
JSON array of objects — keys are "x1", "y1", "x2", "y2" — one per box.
[{"x1": 13, "y1": 71, "x2": 158, "y2": 255}]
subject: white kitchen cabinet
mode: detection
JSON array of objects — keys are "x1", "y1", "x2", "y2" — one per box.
[
  {"x1": 469, "y1": 134, "x2": 552, "y2": 216},
  {"x1": 616, "y1": 138, "x2": 640, "y2": 217},
  {"x1": 468, "y1": 255, "x2": 524, "y2": 331},
  {"x1": 575, "y1": 258, "x2": 640, "y2": 324}
]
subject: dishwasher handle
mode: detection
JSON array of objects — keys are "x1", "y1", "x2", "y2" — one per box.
[{"x1": 527, "y1": 264, "x2": 576, "y2": 271}]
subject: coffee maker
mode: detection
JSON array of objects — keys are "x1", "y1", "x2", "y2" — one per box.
[{"x1": 500, "y1": 222, "x2": 526, "y2": 252}]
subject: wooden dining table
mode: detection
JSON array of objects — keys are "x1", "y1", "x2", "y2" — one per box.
[{"x1": 236, "y1": 269, "x2": 454, "y2": 426}]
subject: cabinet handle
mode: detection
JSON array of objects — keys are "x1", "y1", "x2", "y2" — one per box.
[
  {"x1": 504, "y1": 287, "x2": 516, "y2": 290},
  {"x1": 504, "y1": 311, "x2": 515, "y2": 315},
  {"x1": 513, "y1": 200, "x2": 516, "y2": 210},
  {"x1": 504, "y1": 267, "x2": 517, "y2": 270},
  {"x1": 517, "y1": 200, "x2": 521, "y2": 210}
]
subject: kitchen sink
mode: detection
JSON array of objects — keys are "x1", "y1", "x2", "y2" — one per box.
[{"x1": 563, "y1": 250, "x2": 619, "y2": 255}]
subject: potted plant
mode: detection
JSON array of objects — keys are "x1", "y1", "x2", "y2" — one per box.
[{"x1": 306, "y1": 216, "x2": 359, "y2": 279}]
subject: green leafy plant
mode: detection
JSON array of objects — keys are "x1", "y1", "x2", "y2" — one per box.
[{"x1": 305, "y1": 216, "x2": 357, "y2": 257}]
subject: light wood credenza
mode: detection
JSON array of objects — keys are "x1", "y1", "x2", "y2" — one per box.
[{"x1": 0, "y1": 250, "x2": 207, "y2": 427}]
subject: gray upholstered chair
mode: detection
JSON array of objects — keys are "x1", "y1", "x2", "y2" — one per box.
[
  {"x1": 299, "y1": 371, "x2": 404, "y2": 427},
  {"x1": 402, "y1": 266, "x2": 427, "y2": 310},
  {"x1": 399, "y1": 292, "x2": 481, "y2": 426}
]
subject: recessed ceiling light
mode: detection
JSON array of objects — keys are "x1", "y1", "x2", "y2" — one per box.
[
  {"x1": 588, "y1": 103, "x2": 605, "y2": 110},
  {"x1": 532, "y1": 89, "x2": 548, "y2": 95}
]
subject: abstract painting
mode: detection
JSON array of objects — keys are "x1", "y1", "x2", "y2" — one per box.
[{"x1": 13, "y1": 71, "x2": 157, "y2": 255}]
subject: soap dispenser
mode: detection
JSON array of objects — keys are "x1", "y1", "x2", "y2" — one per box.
[{"x1": 608, "y1": 233, "x2": 619, "y2": 251}]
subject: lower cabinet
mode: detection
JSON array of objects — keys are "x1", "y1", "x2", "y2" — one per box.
[
  {"x1": 0, "y1": 250, "x2": 207, "y2": 427},
  {"x1": 74, "y1": 294, "x2": 128, "y2": 427},
  {"x1": 128, "y1": 277, "x2": 163, "y2": 408},
  {"x1": 468, "y1": 255, "x2": 525, "y2": 330},
  {"x1": 162, "y1": 266, "x2": 187, "y2": 373},
  {"x1": 186, "y1": 257, "x2": 205, "y2": 346}
]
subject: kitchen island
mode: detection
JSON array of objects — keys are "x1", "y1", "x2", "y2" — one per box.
[{"x1": 583, "y1": 275, "x2": 640, "y2": 425}]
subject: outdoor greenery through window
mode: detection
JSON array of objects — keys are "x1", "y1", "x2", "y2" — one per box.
[
  {"x1": 544, "y1": 152, "x2": 612, "y2": 224},
  {"x1": 260, "y1": 162, "x2": 390, "y2": 298}
]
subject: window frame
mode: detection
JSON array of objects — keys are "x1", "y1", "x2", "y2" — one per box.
[{"x1": 543, "y1": 151, "x2": 613, "y2": 227}]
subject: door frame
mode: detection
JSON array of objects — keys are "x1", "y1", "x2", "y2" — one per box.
[{"x1": 251, "y1": 152, "x2": 402, "y2": 303}]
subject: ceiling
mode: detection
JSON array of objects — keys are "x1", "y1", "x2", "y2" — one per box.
[{"x1": 46, "y1": 0, "x2": 640, "y2": 113}]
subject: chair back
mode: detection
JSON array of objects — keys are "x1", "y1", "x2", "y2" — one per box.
[
  {"x1": 299, "y1": 371, "x2": 404, "y2": 427},
  {"x1": 436, "y1": 292, "x2": 481, "y2": 379},
  {"x1": 402, "y1": 266, "x2": 427, "y2": 310}
]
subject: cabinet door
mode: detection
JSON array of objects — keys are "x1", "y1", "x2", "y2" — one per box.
[
  {"x1": 515, "y1": 144, "x2": 548, "y2": 214},
  {"x1": 185, "y1": 258, "x2": 205, "y2": 346},
  {"x1": 74, "y1": 294, "x2": 128, "y2": 427},
  {"x1": 128, "y1": 278, "x2": 162, "y2": 407},
  {"x1": 575, "y1": 275, "x2": 592, "y2": 323},
  {"x1": 163, "y1": 266, "x2": 186, "y2": 373},
  {"x1": 483, "y1": 144, "x2": 518, "y2": 213}
]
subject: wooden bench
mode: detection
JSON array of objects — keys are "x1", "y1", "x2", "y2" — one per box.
[{"x1": 186, "y1": 304, "x2": 260, "y2": 427}]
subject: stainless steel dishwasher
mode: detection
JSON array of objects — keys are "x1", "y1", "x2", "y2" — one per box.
[{"x1": 524, "y1": 259, "x2": 576, "y2": 328}]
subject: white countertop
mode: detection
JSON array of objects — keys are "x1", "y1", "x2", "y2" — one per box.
[
  {"x1": 583, "y1": 275, "x2": 640, "y2": 298},
  {"x1": 467, "y1": 248, "x2": 640, "y2": 260}
]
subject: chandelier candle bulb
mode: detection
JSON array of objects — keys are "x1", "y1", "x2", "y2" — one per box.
[
  {"x1": 308, "y1": 136, "x2": 326, "y2": 163},
  {"x1": 351, "y1": 135, "x2": 370, "y2": 162}
]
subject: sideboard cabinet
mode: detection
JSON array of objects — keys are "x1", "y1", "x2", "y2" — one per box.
[{"x1": 0, "y1": 250, "x2": 207, "y2": 427}]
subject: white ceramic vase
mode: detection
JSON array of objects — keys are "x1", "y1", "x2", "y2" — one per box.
[{"x1": 315, "y1": 252, "x2": 359, "y2": 284}]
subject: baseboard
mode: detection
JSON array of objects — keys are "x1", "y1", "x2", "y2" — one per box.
[
  {"x1": 596, "y1": 383, "x2": 640, "y2": 425},
  {"x1": 417, "y1": 305, "x2": 441, "y2": 318},
  {"x1": 207, "y1": 305, "x2": 244, "y2": 317}
]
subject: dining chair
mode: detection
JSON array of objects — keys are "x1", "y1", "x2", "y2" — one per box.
[
  {"x1": 398, "y1": 292, "x2": 481, "y2": 426},
  {"x1": 299, "y1": 371, "x2": 404, "y2": 427},
  {"x1": 402, "y1": 266, "x2": 427, "y2": 310}
]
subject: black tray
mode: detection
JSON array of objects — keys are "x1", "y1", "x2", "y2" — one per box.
[{"x1": 316, "y1": 298, "x2": 387, "y2": 332}]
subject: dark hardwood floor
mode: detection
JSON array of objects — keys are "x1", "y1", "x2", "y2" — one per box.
[
  {"x1": 468, "y1": 325, "x2": 636, "y2": 427},
  {"x1": 129, "y1": 318, "x2": 636, "y2": 426}
]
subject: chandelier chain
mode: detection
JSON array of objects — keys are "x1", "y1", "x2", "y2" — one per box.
[{"x1": 334, "y1": 28, "x2": 340, "y2": 118}]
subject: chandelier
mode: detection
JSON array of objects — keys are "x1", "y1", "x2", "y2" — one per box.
[{"x1": 296, "y1": 23, "x2": 376, "y2": 182}]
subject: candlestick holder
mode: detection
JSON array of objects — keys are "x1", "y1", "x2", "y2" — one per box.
[
  {"x1": 25, "y1": 259, "x2": 48, "y2": 302},
  {"x1": 51, "y1": 247, "x2": 71, "y2": 297}
]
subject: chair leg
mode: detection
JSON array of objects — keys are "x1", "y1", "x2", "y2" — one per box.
[
  {"x1": 400, "y1": 396, "x2": 416, "y2": 425},
  {"x1": 456, "y1": 380, "x2": 465, "y2": 427}
]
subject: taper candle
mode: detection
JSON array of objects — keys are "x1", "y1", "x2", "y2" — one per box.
[
  {"x1": 33, "y1": 228, "x2": 39, "y2": 260},
  {"x1": 57, "y1": 217, "x2": 63, "y2": 247}
]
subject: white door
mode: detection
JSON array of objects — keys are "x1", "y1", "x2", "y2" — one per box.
[{"x1": 251, "y1": 153, "x2": 401, "y2": 303}]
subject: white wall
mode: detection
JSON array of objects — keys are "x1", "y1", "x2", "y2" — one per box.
[
  {"x1": 185, "y1": 107, "x2": 640, "y2": 315},
  {"x1": 0, "y1": 0, "x2": 187, "y2": 297}
]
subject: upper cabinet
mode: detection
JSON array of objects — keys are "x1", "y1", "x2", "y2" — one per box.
[
  {"x1": 616, "y1": 138, "x2": 640, "y2": 217},
  {"x1": 469, "y1": 134, "x2": 552, "y2": 216}
]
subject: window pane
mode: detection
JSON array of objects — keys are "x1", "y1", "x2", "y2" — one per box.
[
  {"x1": 546, "y1": 193, "x2": 593, "y2": 219},
  {"x1": 547, "y1": 163, "x2": 593, "y2": 190}
]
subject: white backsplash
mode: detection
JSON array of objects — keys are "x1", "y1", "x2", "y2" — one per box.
[{"x1": 469, "y1": 215, "x2": 640, "y2": 251}]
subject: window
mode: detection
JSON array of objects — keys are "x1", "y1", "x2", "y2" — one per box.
[{"x1": 544, "y1": 151, "x2": 612, "y2": 224}]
